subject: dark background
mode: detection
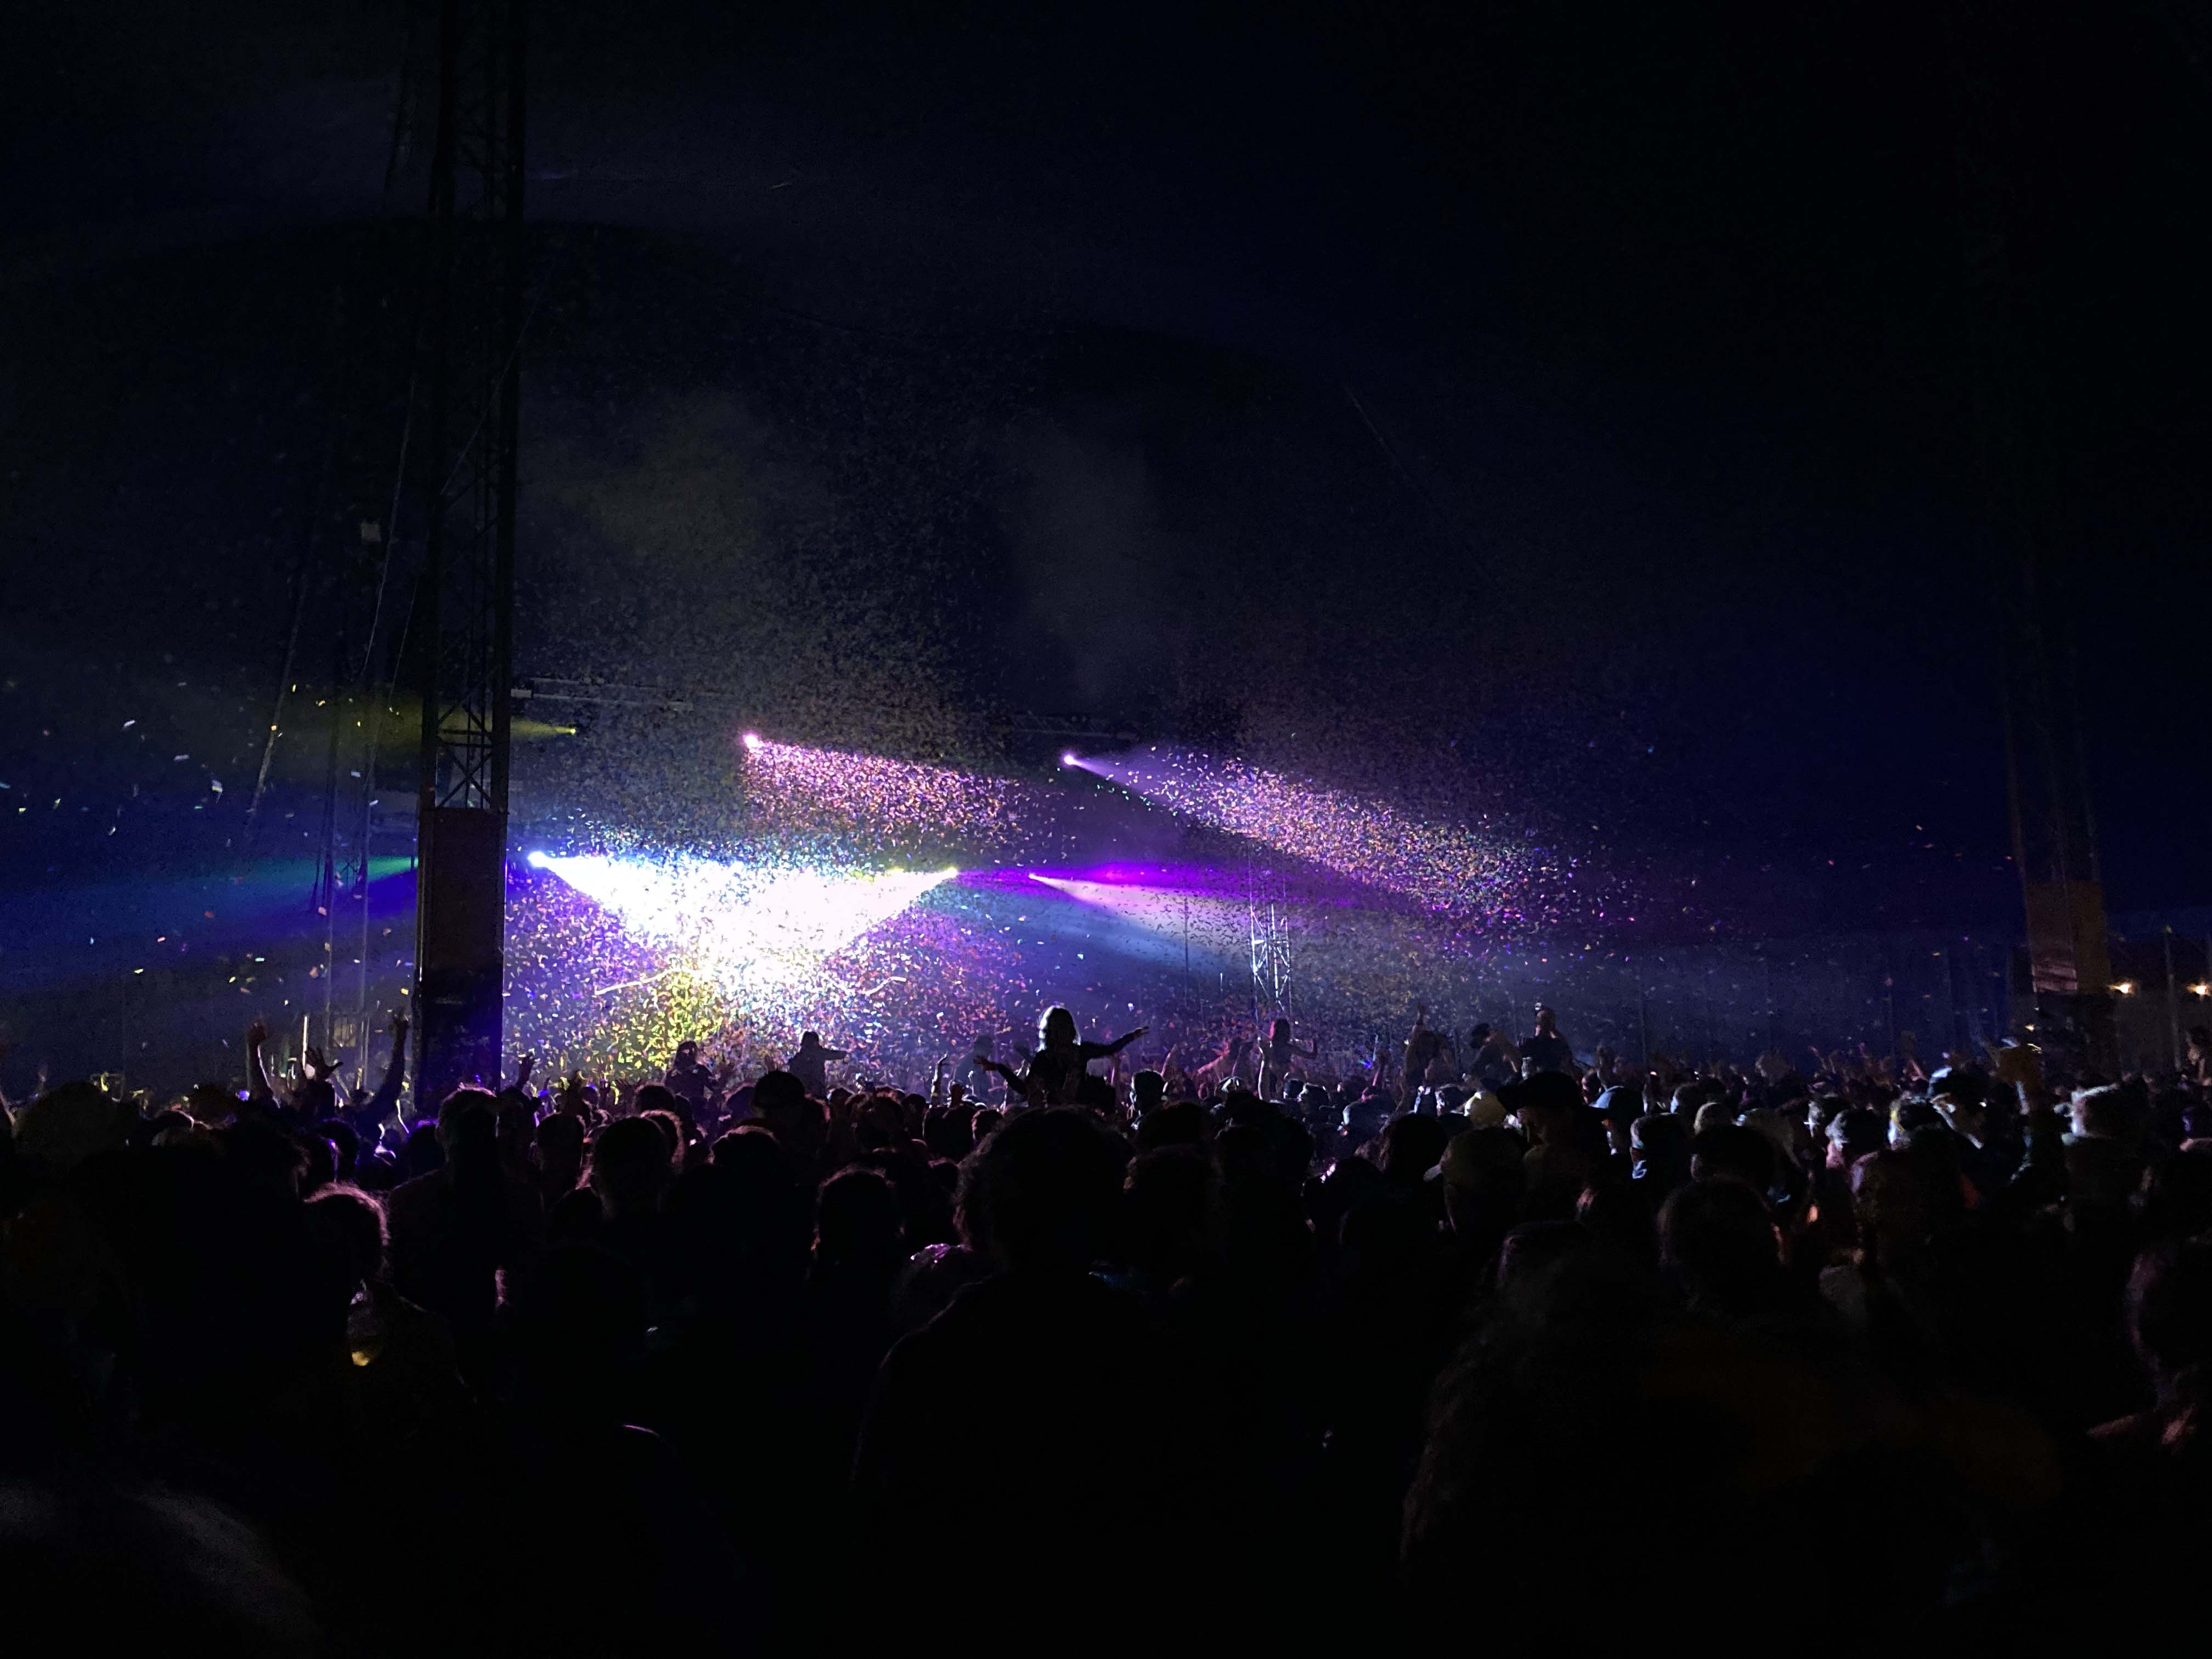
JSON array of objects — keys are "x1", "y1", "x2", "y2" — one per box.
[{"x1": 3, "y1": 0, "x2": 2206, "y2": 1043}]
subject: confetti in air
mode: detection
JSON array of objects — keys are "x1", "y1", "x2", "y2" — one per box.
[
  {"x1": 1076, "y1": 747, "x2": 1560, "y2": 930},
  {"x1": 741, "y1": 737, "x2": 1049, "y2": 858},
  {"x1": 527, "y1": 850, "x2": 958, "y2": 993}
]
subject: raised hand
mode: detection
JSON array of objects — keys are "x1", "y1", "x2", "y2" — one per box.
[
  {"x1": 247, "y1": 1018, "x2": 269, "y2": 1048},
  {"x1": 1984, "y1": 1039, "x2": 2044, "y2": 1092}
]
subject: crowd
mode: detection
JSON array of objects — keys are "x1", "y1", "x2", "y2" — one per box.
[{"x1": 2, "y1": 995, "x2": 2210, "y2": 1652}]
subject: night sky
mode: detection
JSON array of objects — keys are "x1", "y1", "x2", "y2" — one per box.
[{"x1": 4, "y1": 0, "x2": 2207, "y2": 1002}]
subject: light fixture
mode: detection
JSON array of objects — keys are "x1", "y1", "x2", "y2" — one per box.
[
  {"x1": 741, "y1": 732, "x2": 763, "y2": 752},
  {"x1": 1061, "y1": 751, "x2": 1079, "y2": 768},
  {"x1": 2113, "y1": 980, "x2": 2136, "y2": 996},
  {"x1": 2193, "y1": 983, "x2": 2211, "y2": 998}
]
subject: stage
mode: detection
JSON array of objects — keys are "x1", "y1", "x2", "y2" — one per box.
[{"x1": 501, "y1": 735, "x2": 1579, "y2": 1081}]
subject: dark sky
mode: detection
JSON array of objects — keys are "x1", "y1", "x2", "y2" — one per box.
[{"x1": 3, "y1": 0, "x2": 2207, "y2": 945}]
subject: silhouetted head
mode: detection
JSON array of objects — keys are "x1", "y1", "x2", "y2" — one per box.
[
  {"x1": 2129, "y1": 1238, "x2": 2212, "y2": 1401},
  {"x1": 1379, "y1": 1113, "x2": 1450, "y2": 1187},
  {"x1": 753, "y1": 1070, "x2": 827, "y2": 1156},
  {"x1": 435, "y1": 1086, "x2": 499, "y2": 1155},
  {"x1": 1889, "y1": 1097, "x2": 1944, "y2": 1147},
  {"x1": 1849, "y1": 1148, "x2": 1934, "y2": 1265},
  {"x1": 957, "y1": 1106, "x2": 1125, "y2": 1272},
  {"x1": 396, "y1": 1122, "x2": 443, "y2": 1182},
  {"x1": 1038, "y1": 1006, "x2": 1079, "y2": 1049},
  {"x1": 590, "y1": 1115, "x2": 673, "y2": 1221},
  {"x1": 1123, "y1": 1146, "x2": 1218, "y2": 1288},
  {"x1": 1503, "y1": 1071, "x2": 1583, "y2": 1143},
  {"x1": 11, "y1": 1081, "x2": 133, "y2": 1178},
  {"x1": 1497, "y1": 1218, "x2": 1590, "y2": 1299},
  {"x1": 306, "y1": 1183, "x2": 388, "y2": 1287},
  {"x1": 1828, "y1": 1107, "x2": 1887, "y2": 1167},
  {"x1": 538, "y1": 1110, "x2": 585, "y2": 1171},
  {"x1": 1628, "y1": 1113, "x2": 1692, "y2": 1207},
  {"x1": 1135, "y1": 1099, "x2": 1206, "y2": 1151},
  {"x1": 2145, "y1": 1146, "x2": 2212, "y2": 1242},
  {"x1": 319, "y1": 1120, "x2": 358, "y2": 1177},
  {"x1": 1659, "y1": 1177, "x2": 1782, "y2": 1315},
  {"x1": 816, "y1": 1165, "x2": 904, "y2": 1276},
  {"x1": 2072, "y1": 1082, "x2": 2146, "y2": 1148},
  {"x1": 1437, "y1": 1126, "x2": 1529, "y2": 1237},
  {"x1": 1690, "y1": 1124, "x2": 1776, "y2": 1192}
]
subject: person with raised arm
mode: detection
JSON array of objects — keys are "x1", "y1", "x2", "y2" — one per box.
[
  {"x1": 786, "y1": 1030, "x2": 849, "y2": 1098},
  {"x1": 1259, "y1": 1016, "x2": 1317, "y2": 1098},
  {"x1": 347, "y1": 1011, "x2": 410, "y2": 1145},
  {"x1": 979, "y1": 1006, "x2": 1147, "y2": 1108}
]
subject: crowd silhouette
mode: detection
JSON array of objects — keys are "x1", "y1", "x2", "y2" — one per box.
[{"x1": 1, "y1": 999, "x2": 2209, "y2": 1652}]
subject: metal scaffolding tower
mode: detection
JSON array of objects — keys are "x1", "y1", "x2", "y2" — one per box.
[
  {"x1": 1950, "y1": 0, "x2": 2114, "y2": 1069},
  {"x1": 1245, "y1": 860, "x2": 1294, "y2": 1029},
  {"x1": 411, "y1": 0, "x2": 528, "y2": 1104}
]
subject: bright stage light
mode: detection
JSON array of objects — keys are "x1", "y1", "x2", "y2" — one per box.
[
  {"x1": 532, "y1": 851, "x2": 957, "y2": 992},
  {"x1": 1062, "y1": 751, "x2": 1080, "y2": 768},
  {"x1": 741, "y1": 731, "x2": 764, "y2": 752},
  {"x1": 1029, "y1": 872, "x2": 1246, "y2": 936},
  {"x1": 525, "y1": 850, "x2": 550, "y2": 868}
]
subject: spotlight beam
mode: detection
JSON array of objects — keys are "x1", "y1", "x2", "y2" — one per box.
[{"x1": 532, "y1": 852, "x2": 958, "y2": 993}]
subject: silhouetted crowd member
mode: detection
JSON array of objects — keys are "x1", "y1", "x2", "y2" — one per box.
[{"x1": 4, "y1": 1010, "x2": 2212, "y2": 1652}]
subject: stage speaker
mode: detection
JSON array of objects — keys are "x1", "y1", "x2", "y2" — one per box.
[{"x1": 414, "y1": 805, "x2": 507, "y2": 1108}]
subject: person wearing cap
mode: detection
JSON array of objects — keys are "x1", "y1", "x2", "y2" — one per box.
[
  {"x1": 1591, "y1": 1082, "x2": 1644, "y2": 1156},
  {"x1": 1502, "y1": 1071, "x2": 1591, "y2": 1217},
  {"x1": 1129, "y1": 1069, "x2": 1166, "y2": 1119},
  {"x1": 1462, "y1": 1089, "x2": 1508, "y2": 1130}
]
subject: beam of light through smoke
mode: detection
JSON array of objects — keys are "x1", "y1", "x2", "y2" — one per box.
[
  {"x1": 1076, "y1": 747, "x2": 1555, "y2": 928},
  {"x1": 531, "y1": 851, "x2": 958, "y2": 992},
  {"x1": 741, "y1": 737, "x2": 1049, "y2": 855},
  {"x1": 1028, "y1": 872, "x2": 1255, "y2": 943}
]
